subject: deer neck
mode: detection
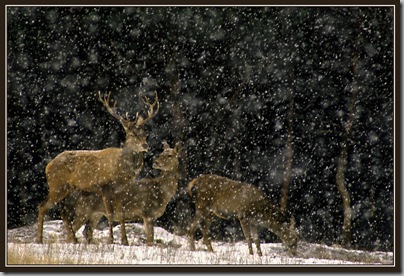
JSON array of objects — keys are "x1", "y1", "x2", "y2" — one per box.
[
  {"x1": 117, "y1": 140, "x2": 144, "y2": 181},
  {"x1": 256, "y1": 202, "x2": 295, "y2": 245},
  {"x1": 121, "y1": 136, "x2": 146, "y2": 158},
  {"x1": 159, "y1": 168, "x2": 179, "y2": 182},
  {"x1": 123, "y1": 135, "x2": 146, "y2": 153},
  {"x1": 157, "y1": 167, "x2": 179, "y2": 195}
]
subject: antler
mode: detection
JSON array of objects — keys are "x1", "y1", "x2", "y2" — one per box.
[
  {"x1": 136, "y1": 92, "x2": 160, "y2": 127},
  {"x1": 99, "y1": 91, "x2": 159, "y2": 128},
  {"x1": 98, "y1": 91, "x2": 128, "y2": 125}
]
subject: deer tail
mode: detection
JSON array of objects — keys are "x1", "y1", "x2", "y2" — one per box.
[{"x1": 187, "y1": 177, "x2": 200, "y2": 202}]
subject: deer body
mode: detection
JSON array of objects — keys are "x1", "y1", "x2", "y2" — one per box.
[
  {"x1": 46, "y1": 148, "x2": 144, "y2": 192},
  {"x1": 62, "y1": 142, "x2": 182, "y2": 245},
  {"x1": 36, "y1": 92, "x2": 159, "y2": 244},
  {"x1": 188, "y1": 174, "x2": 298, "y2": 256}
]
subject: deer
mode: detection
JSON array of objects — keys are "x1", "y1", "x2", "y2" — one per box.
[
  {"x1": 36, "y1": 91, "x2": 159, "y2": 244},
  {"x1": 61, "y1": 141, "x2": 182, "y2": 245},
  {"x1": 187, "y1": 174, "x2": 298, "y2": 256}
]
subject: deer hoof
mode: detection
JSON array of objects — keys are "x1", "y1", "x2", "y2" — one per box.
[{"x1": 67, "y1": 237, "x2": 78, "y2": 244}]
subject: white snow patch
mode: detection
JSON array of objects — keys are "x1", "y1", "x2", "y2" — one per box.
[{"x1": 7, "y1": 220, "x2": 394, "y2": 266}]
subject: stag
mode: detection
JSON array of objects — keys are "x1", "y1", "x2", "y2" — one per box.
[
  {"x1": 61, "y1": 141, "x2": 182, "y2": 245},
  {"x1": 188, "y1": 174, "x2": 298, "y2": 256},
  {"x1": 36, "y1": 92, "x2": 159, "y2": 244}
]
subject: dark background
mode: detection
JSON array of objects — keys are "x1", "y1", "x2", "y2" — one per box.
[{"x1": 7, "y1": 7, "x2": 394, "y2": 251}]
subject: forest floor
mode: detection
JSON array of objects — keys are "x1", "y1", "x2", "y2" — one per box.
[{"x1": 6, "y1": 220, "x2": 394, "y2": 266}]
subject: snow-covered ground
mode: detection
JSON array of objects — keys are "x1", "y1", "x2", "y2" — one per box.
[{"x1": 7, "y1": 220, "x2": 394, "y2": 266}]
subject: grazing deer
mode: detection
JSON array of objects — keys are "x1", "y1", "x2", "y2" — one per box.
[
  {"x1": 36, "y1": 92, "x2": 159, "y2": 244},
  {"x1": 61, "y1": 141, "x2": 182, "y2": 245},
  {"x1": 188, "y1": 174, "x2": 298, "y2": 256}
]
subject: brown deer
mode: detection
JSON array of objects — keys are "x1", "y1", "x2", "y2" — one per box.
[
  {"x1": 36, "y1": 92, "x2": 159, "y2": 244},
  {"x1": 188, "y1": 174, "x2": 298, "y2": 256},
  {"x1": 61, "y1": 141, "x2": 182, "y2": 245}
]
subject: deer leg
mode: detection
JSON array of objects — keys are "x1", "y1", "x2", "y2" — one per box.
[
  {"x1": 36, "y1": 189, "x2": 70, "y2": 243},
  {"x1": 250, "y1": 225, "x2": 262, "y2": 257},
  {"x1": 71, "y1": 213, "x2": 91, "y2": 243},
  {"x1": 239, "y1": 218, "x2": 254, "y2": 255},
  {"x1": 144, "y1": 217, "x2": 154, "y2": 245},
  {"x1": 200, "y1": 213, "x2": 214, "y2": 252},
  {"x1": 116, "y1": 201, "x2": 128, "y2": 246},
  {"x1": 36, "y1": 199, "x2": 51, "y2": 243},
  {"x1": 188, "y1": 215, "x2": 199, "y2": 251},
  {"x1": 101, "y1": 189, "x2": 114, "y2": 244},
  {"x1": 83, "y1": 223, "x2": 94, "y2": 244},
  {"x1": 188, "y1": 208, "x2": 206, "y2": 251},
  {"x1": 60, "y1": 204, "x2": 77, "y2": 244},
  {"x1": 120, "y1": 220, "x2": 128, "y2": 246}
]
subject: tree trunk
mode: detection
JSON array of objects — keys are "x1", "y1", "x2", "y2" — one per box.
[
  {"x1": 168, "y1": 60, "x2": 187, "y2": 182},
  {"x1": 335, "y1": 42, "x2": 360, "y2": 248},
  {"x1": 280, "y1": 93, "x2": 294, "y2": 217},
  {"x1": 336, "y1": 138, "x2": 353, "y2": 248},
  {"x1": 228, "y1": 83, "x2": 244, "y2": 180}
]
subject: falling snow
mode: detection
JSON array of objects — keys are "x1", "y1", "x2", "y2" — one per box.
[{"x1": 7, "y1": 6, "x2": 395, "y2": 264}]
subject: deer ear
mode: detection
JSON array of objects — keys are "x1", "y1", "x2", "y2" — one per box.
[
  {"x1": 174, "y1": 142, "x2": 182, "y2": 154},
  {"x1": 121, "y1": 120, "x2": 130, "y2": 132},
  {"x1": 135, "y1": 115, "x2": 145, "y2": 128},
  {"x1": 162, "y1": 140, "x2": 170, "y2": 150}
]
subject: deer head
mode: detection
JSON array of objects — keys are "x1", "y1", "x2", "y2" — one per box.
[
  {"x1": 153, "y1": 141, "x2": 182, "y2": 171},
  {"x1": 98, "y1": 91, "x2": 159, "y2": 152}
]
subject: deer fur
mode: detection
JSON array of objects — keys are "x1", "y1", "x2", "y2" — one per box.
[
  {"x1": 36, "y1": 92, "x2": 159, "y2": 244},
  {"x1": 188, "y1": 174, "x2": 298, "y2": 256},
  {"x1": 62, "y1": 141, "x2": 182, "y2": 245}
]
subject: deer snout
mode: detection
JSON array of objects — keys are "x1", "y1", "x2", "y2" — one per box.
[
  {"x1": 141, "y1": 143, "x2": 148, "y2": 151},
  {"x1": 152, "y1": 160, "x2": 161, "y2": 169}
]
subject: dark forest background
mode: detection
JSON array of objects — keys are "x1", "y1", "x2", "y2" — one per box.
[{"x1": 7, "y1": 6, "x2": 394, "y2": 251}]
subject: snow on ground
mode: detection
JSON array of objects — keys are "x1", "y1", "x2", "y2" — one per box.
[{"x1": 7, "y1": 220, "x2": 394, "y2": 266}]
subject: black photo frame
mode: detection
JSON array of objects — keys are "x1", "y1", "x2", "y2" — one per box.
[{"x1": 2, "y1": 0, "x2": 401, "y2": 272}]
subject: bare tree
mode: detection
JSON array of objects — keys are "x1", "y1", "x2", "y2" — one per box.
[
  {"x1": 335, "y1": 26, "x2": 362, "y2": 248},
  {"x1": 280, "y1": 91, "x2": 294, "y2": 217}
]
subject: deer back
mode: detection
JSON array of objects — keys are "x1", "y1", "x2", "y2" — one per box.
[
  {"x1": 46, "y1": 149, "x2": 120, "y2": 191},
  {"x1": 188, "y1": 174, "x2": 270, "y2": 217}
]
